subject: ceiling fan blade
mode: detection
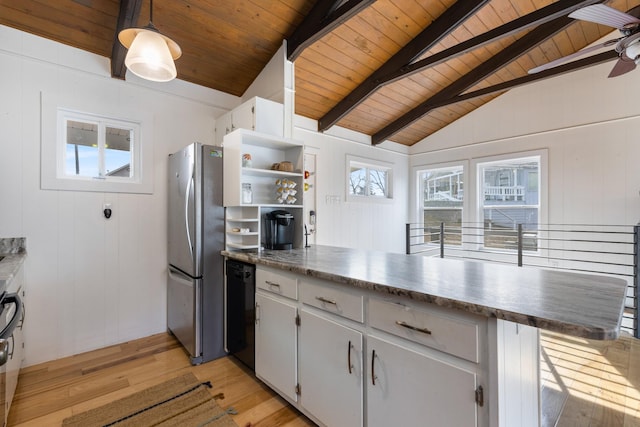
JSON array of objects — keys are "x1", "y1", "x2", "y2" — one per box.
[
  {"x1": 569, "y1": 4, "x2": 640, "y2": 29},
  {"x1": 528, "y1": 39, "x2": 619, "y2": 74},
  {"x1": 608, "y1": 58, "x2": 636, "y2": 77}
]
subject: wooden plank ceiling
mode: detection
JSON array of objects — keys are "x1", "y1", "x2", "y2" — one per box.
[{"x1": 0, "y1": 0, "x2": 637, "y2": 146}]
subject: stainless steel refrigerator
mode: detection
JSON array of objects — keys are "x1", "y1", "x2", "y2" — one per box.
[{"x1": 167, "y1": 143, "x2": 226, "y2": 365}]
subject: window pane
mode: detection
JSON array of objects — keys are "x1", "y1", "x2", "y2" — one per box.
[
  {"x1": 368, "y1": 168, "x2": 387, "y2": 196},
  {"x1": 105, "y1": 126, "x2": 132, "y2": 177},
  {"x1": 349, "y1": 166, "x2": 366, "y2": 195},
  {"x1": 481, "y1": 158, "x2": 539, "y2": 251},
  {"x1": 423, "y1": 168, "x2": 463, "y2": 208},
  {"x1": 65, "y1": 120, "x2": 98, "y2": 176},
  {"x1": 421, "y1": 166, "x2": 463, "y2": 245},
  {"x1": 483, "y1": 161, "x2": 537, "y2": 205}
]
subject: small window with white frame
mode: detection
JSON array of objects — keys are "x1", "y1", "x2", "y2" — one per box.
[
  {"x1": 60, "y1": 109, "x2": 139, "y2": 181},
  {"x1": 347, "y1": 156, "x2": 392, "y2": 200},
  {"x1": 41, "y1": 99, "x2": 153, "y2": 194}
]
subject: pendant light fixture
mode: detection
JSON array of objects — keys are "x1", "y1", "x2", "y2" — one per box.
[{"x1": 118, "y1": 0, "x2": 181, "y2": 82}]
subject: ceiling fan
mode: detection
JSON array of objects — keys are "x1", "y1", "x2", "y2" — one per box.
[{"x1": 529, "y1": 4, "x2": 640, "y2": 78}]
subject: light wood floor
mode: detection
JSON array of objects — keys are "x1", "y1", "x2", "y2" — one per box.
[
  {"x1": 8, "y1": 333, "x2": 315, "y2": 427},
  {"x1": 7, "y1": 331, "x2": 640, "y2": 426},
  {"x1": 541, "y1": 331, "x2": 640, "y2": 427}
]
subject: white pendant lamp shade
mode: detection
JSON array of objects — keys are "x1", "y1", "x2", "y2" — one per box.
[
  {"x1": 120, "y1": 28, "x2": 181, "y2": 82},
  {"x1": 117, "y1": 0, "x2": 182, "y2": 83}
]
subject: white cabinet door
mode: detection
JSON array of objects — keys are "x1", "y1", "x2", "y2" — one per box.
[
  {"x1": 214, "y1": 111, "x2": 232, "y2": 145},
  {"x1": 299, "y1": 310, "x2": 363, "y2": 427},
  {"x1": 367, "y1": 335, "x2": 478, "y2": 427},
  {"x1": 255, "y1": 292, "x2": 298, "y2": 402}
]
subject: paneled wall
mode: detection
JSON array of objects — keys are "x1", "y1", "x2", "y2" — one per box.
[
  {"x1": 0, "y1": 25, "x2": 239, "y2": 366},
  {"x1": 294, "y1": 119, "x2": 409, "y2": 253},
  {"x1": 409, "y1": 39, "x2": 640, "y2": 228}
]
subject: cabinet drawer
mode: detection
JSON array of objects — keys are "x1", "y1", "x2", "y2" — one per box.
[
  {"x1": 256, "y1": 267, "x2": 298, "y2": 300},
  {"x1": 300, "y1": 280, "x2": 363, "y2": 323},
  {"x1": 369, "y1": 298, "x2": 480, "y2": 363}
]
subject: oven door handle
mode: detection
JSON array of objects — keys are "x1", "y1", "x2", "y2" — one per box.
[{"x1": 0, "y1": 293, "x2": 23, "y2": 366}]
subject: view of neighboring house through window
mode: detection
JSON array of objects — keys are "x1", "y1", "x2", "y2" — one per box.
[
  {"x1": 478, "y1": 156, "x2": 540, "y2": 251},
  {"x1": 348, "y1": 158, "x2": 392, "y2": 199},
  {"x1": 420, "y1": 165, "x2": 464, "y2": 245}
]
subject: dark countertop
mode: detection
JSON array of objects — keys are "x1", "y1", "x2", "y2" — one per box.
[{"x1": 223, "y1": 245, "x2": 628, "y2": 340}]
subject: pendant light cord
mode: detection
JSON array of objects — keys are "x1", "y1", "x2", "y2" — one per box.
[{"x1": 149, "y1": 0, "x2": 154, "y2": 24}]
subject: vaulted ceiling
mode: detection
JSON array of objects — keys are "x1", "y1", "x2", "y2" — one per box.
[{"x1": 1, "y1": 0, "x2": 637, "y2": 146}]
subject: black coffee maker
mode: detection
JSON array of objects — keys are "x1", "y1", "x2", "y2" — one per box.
[{"x1": 264, "y1": 210, "x2": 295, "y2": 250}]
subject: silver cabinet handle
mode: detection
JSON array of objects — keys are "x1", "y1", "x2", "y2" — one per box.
[
  {"x1": 396, "y1": 320, "x2": 432, "y2": 335},
  {"x1": 316, "y1": 296, "x2": 337, "y2": 305},
  {"x1": 347, "y1": 340, "x2": 353, "y2": 374},
  {"x1": 265, "y1": 281, "x2": 280, "y2": 288}
]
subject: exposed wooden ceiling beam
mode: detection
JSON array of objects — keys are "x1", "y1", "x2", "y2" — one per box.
[
  {"x1": 417, "y1": 50, "x2": 618, "y2": 112},
  {"x1": 371, "y1": 15, "x2": 575, "y2": 145},
  {"x1": 319, "y1": 0, "x2": 490, "y2": 131},
  {"x1": 287, "y1": 0, "x2": 376, "y2": 61},
  {"x1": 111, "y1": 0, "x2": 143, "y2": 80},
  {"x1": 381, "y1": 0, "x2": 604, "y2": 85}
]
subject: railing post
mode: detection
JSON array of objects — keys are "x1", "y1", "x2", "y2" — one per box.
[
  {"x1": 635, "y1": 223, "x2": 639, "y2": 338},
  {"x1": 406, "y1": 223, "x2": 410, "y2": 255},
  {"x1": 517, "y1": 223, "x2": 523, "y2": 267},
  {"x1": 440, "y1": 222, "x2": 445, "y2": 258}
]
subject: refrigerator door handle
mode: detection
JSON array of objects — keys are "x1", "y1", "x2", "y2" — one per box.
[
  {"x1": 168, "y1": 265, "x2": 193, "y2": 283},
  {"x1": 185, "y1": 169, "x2": 194, "y2": 260}
]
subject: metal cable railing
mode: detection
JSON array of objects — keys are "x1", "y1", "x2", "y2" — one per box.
[{"x1": 406, "y1": 222, "x2": 639, "y2": 338}]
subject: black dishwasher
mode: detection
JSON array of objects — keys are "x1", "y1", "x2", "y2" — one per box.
[{"x1": 225, "y1": 259, "x2": 255, "y2": 370}]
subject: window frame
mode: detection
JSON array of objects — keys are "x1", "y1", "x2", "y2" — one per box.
[
  {"x1": 473, "y1": 150, "x2": 548, "y2": 253},
  {"x1": 41, "y1": 93, "x2": 154, "y2": 194},
  {"x1": 58, "y1": 109, "x2": 140, "y2": 182},
  {"x1": 415, "y1": 161, "x2": 467, "y2": 248},
  {"x1": 346, "y1": 155, "x2": 393, "y2": 202}
]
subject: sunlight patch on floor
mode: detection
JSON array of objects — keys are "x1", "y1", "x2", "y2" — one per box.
[{"x1": 541, "y1": 331, "x2": 640, "y2": 426}]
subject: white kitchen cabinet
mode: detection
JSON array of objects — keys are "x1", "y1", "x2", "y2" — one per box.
[
  {"x1": 225, "y1": 206, "x2": 260, "y2": 251},
  {"x1": 215, "y1": 97, "x2": 284, "y2": 145},
  {"x1": 255, "y1": 291, "x2": 298, "y2": 402},
  {"x1": 243, "y1": 263, "x2": 540, "y2": 427},
  {"x1": 367, "y1": 335, "x2": 478, "y2": 427},
  {"x1": 223, "y1": 128, "x2": 304, "y2": 250},
  {"x1": 298, "y1": 309, "x2": 363, "y2": 427},
  {"x1": 222, "y1": 128, "x2": 303, "y2": 207}
]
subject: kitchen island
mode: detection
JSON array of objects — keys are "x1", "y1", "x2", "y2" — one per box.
[{"x1": 223, "y1": 245, "x2": 627, "y2": 427}]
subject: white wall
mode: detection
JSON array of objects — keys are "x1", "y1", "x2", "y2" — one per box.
[
  {"x1": 410, "y1": 39, "x2": 640, "y2": 227},
  {"x1": 0, "y1": 25, "x2": 239, "y2": 366},
  {"x1": 294, "y1": 116, "x2": 409, "y2": 253}
]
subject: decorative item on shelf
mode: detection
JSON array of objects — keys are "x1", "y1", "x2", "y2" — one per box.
[
  {"x1": 304, "y1": 170, "x2": 310, "y2": 179},
  {"x1": 275, "y1": 179, "x2": 297, "y2": 204},
  {"x1": 241, "y1": 183, "x2": 252, "y2": 204},
  {"x1": 304, "y1": 182, "x2": 312, "y2": 192},
  {"x1": 271, "y1": 161, "x2": 294, "y2": 172},
  {"x1": 230, "y1": 227, "x2": 250, "y2": 233},
  {"x1": 242, "y1": 153, "x2": 252, "y2": 168}
]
